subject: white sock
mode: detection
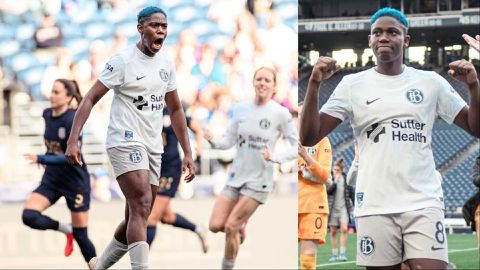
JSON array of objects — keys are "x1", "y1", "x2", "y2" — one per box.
[
  {"x1": 222, "y1": 258, "x2": 235, "y2": 270},
  {"x1": 332, "y1": 248, "x2": 338, "y2": 256},
  {"x1": 195, "y1": 224, "x2": 205, "y2": 235},
  {"x1": 95, "y1": 237, "x2": 128, "y2": 269},
  {"x1": 57, "y1": 222, "x2": 72, "y2": 234},
  {"x1": 340, "y1": 247, "x2": 346, "y2": 255},
  {"x1": 128, "y1": 241, "x2": 149, "y2": 270}
]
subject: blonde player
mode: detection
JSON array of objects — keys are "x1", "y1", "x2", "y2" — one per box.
[
  {"x1": 298, "y1": 137, "x2": 332, "y2": 270},
  {"x1": 205, "y1": 67, "x2": 297, "y2": 269}
]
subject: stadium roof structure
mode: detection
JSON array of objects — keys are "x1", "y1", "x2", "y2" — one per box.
[{"x1": 299, "y1": 10, "x2": 480, "y2": 51}]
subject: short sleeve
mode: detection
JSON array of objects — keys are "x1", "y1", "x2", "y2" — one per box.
[
  {"x1": 98, "y1": 54, "x2": 125, "y2": 89},
  {"x1": 320, "y1": 78, "x2": 353, "y2": 122},
  {"x1": 435, "y1": 74, "x2": 467, "y2": 124},
  {"x1": 167, "y1": 57, "x2": 177, "y2": 92}
]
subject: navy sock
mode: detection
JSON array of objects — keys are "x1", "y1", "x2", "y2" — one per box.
[
  {"x1": 22, "y1": 209, "x2": 59, "y2": 230},
  {"x1": 172, "y1": 213, "x2": 196, "y2": 232},
  {"x1": 72, "y1": 227, "x2": 96, "y2": 262},
  {"x1": 146, "y1": 226, "x2": 156, "y2": 246}
]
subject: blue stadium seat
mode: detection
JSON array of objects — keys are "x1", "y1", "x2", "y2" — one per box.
[
  {"x1": 3, "y1": 51, "x2": 42, "y2": 73},
  {"x1": 85, "y1": 22, "x2": 114, "y2": 40},
  {"x1": 15, "y1": 23, "x2": 36, "y2": 42},
  {"x1": 0, "y1": 40, "x2": 21, "y2": 59}
]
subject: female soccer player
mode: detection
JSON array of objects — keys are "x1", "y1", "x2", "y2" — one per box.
[
  {"x1": 205, "y1": 67, "x2": 297, "y2": 269},
  {"x1": 22, "y1": 79, "x2": 96, "y2": 265},
  {"x1": 66, "y1": 6, "x2": 195, "y2": 269}
]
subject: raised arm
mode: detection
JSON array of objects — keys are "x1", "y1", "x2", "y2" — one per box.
[
  {"x1": 65, "y1": 80, "x2": 109, "y2": 165},
  {"x1": 165, "y1": 90, "x2": 195, "y2": 182},
  {"x1": 449, "y1": 59, "x2": 480, "y2": 138},
  {"x1": 300, "y1": 57, "x2": 342, "y2": 146}
]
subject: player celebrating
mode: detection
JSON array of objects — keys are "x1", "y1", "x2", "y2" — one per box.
[
  {"x1": 205, "y1": 67, "x2": 297, "y2": 270},
  {"x1": 301, "y1": 7, "x2": 479, "y2": 270},
  {"x1": 22, "y1": 79, "x2": 96, "y2": 266},
  {"x1": 146, "y1": 108, "x2": 208, "y2": 253},
  {"x1": 298, "y1": 133, "x2": 332, "y2": 269},
  {"x1": 65, "y1": 6, "x2": 195, "y2": 269}
]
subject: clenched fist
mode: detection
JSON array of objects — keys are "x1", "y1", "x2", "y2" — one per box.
[
  {"x1": 448, "y1": 59, "x2": 479, "y2": 87},
  {"x1": 310, "y1": 56, "x2": 341, "y2": 83}
]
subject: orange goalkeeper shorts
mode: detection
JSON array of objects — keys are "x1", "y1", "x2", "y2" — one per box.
[{"x1": 298, "y1": 213, "x2": 328, "y2": 244}]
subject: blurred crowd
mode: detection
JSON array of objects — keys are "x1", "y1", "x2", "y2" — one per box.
[{"x1": 1, "y1": 0, "x2": 298, "y2": 140}]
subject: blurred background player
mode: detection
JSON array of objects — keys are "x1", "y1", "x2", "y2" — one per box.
[
  {"x1": 301, "y1": 7, "x2": 479, "y2": 270},
  {"x1": 65, "y1": 6, "x2": 195, "y2": 270},
  {"x1": 326, "y1": 157, "x2": 355, "y2": 262},
  {"x1": 21, "y1": 79, "x2": 96, "y2": 266},
  {"x1": 205, "y1": 67, "x2": 297, "y2": 270},
  {"x1": 146, "y1": 107, "x2": 208, "y2": 253},
  {"x1": 298, "y1": 103, "x2": 332, "y2": 270}
]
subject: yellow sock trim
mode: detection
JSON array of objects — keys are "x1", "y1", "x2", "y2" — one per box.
[{"x1": 300, "y1": 254, "x2": 316, "y2": 270}]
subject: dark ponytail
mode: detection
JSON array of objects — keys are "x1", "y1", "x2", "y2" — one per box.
[{"x1": 55, "y1": 79, "x2": 82, "y2": 110}]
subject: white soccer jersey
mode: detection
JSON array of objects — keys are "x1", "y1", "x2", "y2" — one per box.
[
  {"x1": 212, "y1": 100, "x2": 297, "y2": 192},
  {"x1": 99, "y1": 45, "x2": 177, "y2": 153},
  {"x1": 320, "y1": 66, "x2": 467, "y2": 217}
]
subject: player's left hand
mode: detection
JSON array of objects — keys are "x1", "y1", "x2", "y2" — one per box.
[
  {"x1": 182, "y1": 155, "x2": 196, "y2": 183},
  {"x1": 448, "y1": 59, "x2": 479, "y2": 87},
  {"x1": 24, "y1": 153, "x2": 38, "y2": 164},
  {"x1": 260, "y1": 146, "x2": 273, "y2": 162}
]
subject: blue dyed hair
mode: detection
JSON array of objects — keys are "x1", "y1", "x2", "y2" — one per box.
[
  {"x1": 370, "y1": 8, "x2": 409, "y2": 28},
  {"x1": 137, "y1": 6, "x2": 167, "y2": 23}
]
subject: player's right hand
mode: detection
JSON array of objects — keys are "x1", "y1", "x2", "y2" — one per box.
[
  {"x1": 65, "y1": 141, "x2": 83, "y2": 166},
  {"x1": 310, "y1": 56, "x2": 341, "y2": 83}
]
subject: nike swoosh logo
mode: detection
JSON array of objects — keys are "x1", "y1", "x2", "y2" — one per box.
[
  {"x1": 366, "y1": 98, "x2": 381, "y2": 105},
  {"x1": 136, "y1": 75, "x2": 146, "y2": 80},
  {"x1": 431, "y1": 246, "x2": 445, "y2": 251}
]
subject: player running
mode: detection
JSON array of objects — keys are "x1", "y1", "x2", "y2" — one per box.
[
  {"x1": 301, "y1": 7, "x2": 479, "y2": 270},
  {"x1": 146, "y1": 107, "x2": 208, "y2": 253},
  {"x1": 205, "y1": 67, "x2": 297, "y2": 270},
  {"x1": 65, "y1": 6, "x2": 195, "y2": 269},
  {"x1": 22, "y1": 79, "x2": 96, "y2": 266}
]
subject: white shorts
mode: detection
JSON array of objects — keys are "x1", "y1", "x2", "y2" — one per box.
[
  {"x1": 107, "y1": 144, "x2": 161, "y2": 186},
  {"x1": 356, "y1": 207, "x2": 448, "y2": 266},
  {"x1": 221, "y1": 185, "x2": 269, "y2": 204}
]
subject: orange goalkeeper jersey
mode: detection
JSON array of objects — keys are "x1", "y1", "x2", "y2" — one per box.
[{"x1": 298, "y1": 137, "x2": 332, "y2": 214}]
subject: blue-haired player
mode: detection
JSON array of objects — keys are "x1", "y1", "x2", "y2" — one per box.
[
  {"x1": 301, "y1": 7, "x2": 479, "y2": 270},
  {"x1": 66, "y1": 6, "x2": 195, "y2": 269},
  {"x1": 22, "y1": 79, "x2": 96, "y2": 266},
  {"x1": 146, "y1": 107, "x2": 208, "y2": 253}
]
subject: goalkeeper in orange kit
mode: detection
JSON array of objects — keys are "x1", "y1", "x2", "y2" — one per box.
[{"x1": 298, "y1": 136, "x2": 332, "y2": 270}]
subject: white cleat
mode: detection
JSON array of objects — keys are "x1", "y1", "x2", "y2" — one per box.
[
  {"x1": 88, "y1": 257, "x2": 97, "y2": 270},
  {"x1": 196, "y1": 225, "x2": 209, "y2": 253}
]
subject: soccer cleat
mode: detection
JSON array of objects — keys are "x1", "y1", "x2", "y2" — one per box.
[
  {"x1": 328, "y1": 255, "x2": 337, "y2": 262},
  {"x1": 64, "y1": 233, "x2": 74, "y2": 257},
  {"x1": 88, "y1": 257, "x2": 97, "y2": 270},
  {"x1": 338, "y1": 253, "x2": 348, "y2": 261},
  {"x1": 195, "y1": 225, "x2": 209, "y2": 253}
]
